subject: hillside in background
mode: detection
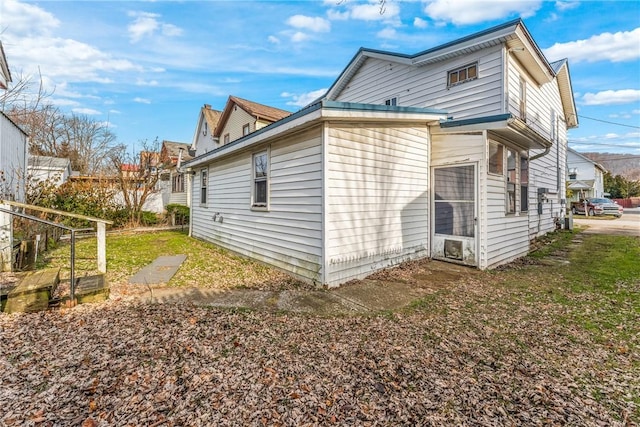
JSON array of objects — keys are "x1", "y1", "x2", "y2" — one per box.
[{"x1": 580, "y1": 152, "x2": 640, "y2": 181}]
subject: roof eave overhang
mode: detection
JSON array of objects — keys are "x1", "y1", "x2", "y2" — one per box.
[
  {"x1": 185, "y1": 102, "x2": 447, "y2": 168},
  {"x1": 436, "y1": 114, "x2": 552, "y2": 150}
]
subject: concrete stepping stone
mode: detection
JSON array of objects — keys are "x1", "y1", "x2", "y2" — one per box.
[{"x1": 129, "y1": 255, "x2": 187, "y2": 285}]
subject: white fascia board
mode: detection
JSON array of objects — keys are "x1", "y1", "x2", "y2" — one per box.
[
  {"x1": 321, "y1": 108, "x2": 444, "y2": 123},
  {"x1": 186, "y1": 108, "x2": 323, "y2": 168}
]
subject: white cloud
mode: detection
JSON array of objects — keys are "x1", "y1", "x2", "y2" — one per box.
[
  {"x1": 136, "y1": 79, "x2": 159, "y2": 86},
  {"x1": 633, "y1": 110, "x2": 640, "y2": 115},
  {"x1": 1, "y1": 0, "x2": 60, "y2": 36},
  {"x1": 50, "y1": 98, "x2": 81, "y2": 107},
  {"x1": 377, "y1": 28, "x2": 397, "y2": 39},
  {"x1": 281, "y1": 88, "x2": 328, "y2": 107},
  {"x1": 291, "y1": 32, "x2": 310, "y2": 43},
  {"x1": 72, "y1": 108, "x2": 101, "y2": 115},
  {"x1": 413, "y1": 17, "x2": 428, "y2": 28},
  {"x1": 268, "y1": 35, "x2": 281, "y2": 44},
  {"x1": 133, "y1": 97, "x2": 151, "y2": 104},
  {"x1": 581, "y1": 90, "x2": 640, "y2": 106},
  {"x1": 544, "y1": 28, "x2": 640, "y2": 63},
  {"x1": 286, "y1": 15, "x2": 331, "y2": 32},
  {"x1": 423, "y1": 0, "x2": 542, "y2": 25},
  {"x1": 127, "y1": 11, "x2": 183, "y2": 43},
  {"x1": 555, "y1": 1, "x2": 580, "y2": 11},
  {"x1": 327, "y1": 9, "x2": 350, "y2": 20},
  {"x1": 326, "y1": 0, "x2": 400, "y2": 24},
  {"x1": 109, "y1": 110, "x2": 122, "y2": 115}
]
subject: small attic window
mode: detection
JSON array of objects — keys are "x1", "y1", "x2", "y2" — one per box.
[
  {"x1": 384, "y1": 97, "x2": 397, "y2": 106},
  {"x1": 203, "y1": 122, "x2": 208, "y2": 136},
  {"x1": 448, "y1": 62, "x2": 478, "y2": 88}
]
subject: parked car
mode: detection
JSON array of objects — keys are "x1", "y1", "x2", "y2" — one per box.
[{"x1": 571, "y1": 198, "x2": 623, "y2": 217}]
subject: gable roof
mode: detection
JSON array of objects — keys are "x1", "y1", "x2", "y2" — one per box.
[
  {"x1": 190, "y1": 104, "x2": 222, "y2": 150},
  {"x1": 323, "y1": 19, "x2": 578, "y2": 128},
  {"x1": 161, "y1": 140, "x2": 193, "y2": 165},
  {"x1": 567, "y1": 147, "x2": 606, "y2": 173},
  {"x1": 213, "y1": 96, "x2": 291, "y2": 137},
  {"x1": 0, "y1": 41, "x2": 11, "y2": 90}
]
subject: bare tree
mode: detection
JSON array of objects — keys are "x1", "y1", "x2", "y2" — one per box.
[
  {"x1": 110, "y1": 140, "x2": 161, "y2": 227},
  {"x1": 2, "y1": 71, "x2": 120, "y2": 176}
]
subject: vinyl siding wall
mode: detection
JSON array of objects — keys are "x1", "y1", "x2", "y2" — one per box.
[
  {"x1": 325, "y1": 123, "x2": 430, "y2": 286},
  {"x1": 334, "y1": 45, "x2": 504, "y2": 120},
  {"x1": 194, "y1": 119, "x2": 217, "y2": 156},
  {"x1": 0, "y1": 115, "x2": 27, "y2": 201},
  {"x1": 219, "y1": 108, "x2": 255, "y2": 145},
  {"x1": 191, "y1": 126, "x2": 323, "y2": 283},
  {"x1": 507, "y1": 58, "x2": 567, "y2": 238}
]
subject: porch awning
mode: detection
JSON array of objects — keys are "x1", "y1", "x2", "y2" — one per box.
[
  {"x1": 567, "y1": 180, "x2": 593, "y2": 190},
  {"x1": 436, "y1": 113, "x2": 551, "y2": 150}
]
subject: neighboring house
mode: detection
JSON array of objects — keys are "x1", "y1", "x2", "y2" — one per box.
[
  {"x1": 191, "y1": 104, "x2": 222, "y2": 157},
  {"x1": 0, "y1": 41, "x2": 28, "y2": 202},
  {"x1": 185, "y1": 19, "x2": 577, "y2": 287},
  {"x1": 159, "y1": 140, "x2": 193, "y2": 207},
  {"x1": 214, "y1": 96, "x2": 291, "y2": 146},
  {"x1": 28, "y1": 155, "x2": 72, "y2": 187},
  {"x1": 566, "y1": 147, "x2": 606, "y2": 201}
]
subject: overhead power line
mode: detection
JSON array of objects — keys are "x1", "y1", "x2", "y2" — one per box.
[
  {"x1": 568, "y1": 140, "x2": 640, "y2": 149},
  {"x1": 578, "y1": 114, "x2": 640, "y2": 130}
]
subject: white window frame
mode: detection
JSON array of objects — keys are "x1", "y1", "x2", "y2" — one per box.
[
  {"x1": 242, "y1": 123, "x2": 250, "y2": 136},
  {"x1": 384, "y1": 97, "x2": 398, "y2": 106},
  {"x1": 506, "y1": 148, "x2": 518, "y2": 215},
  {"x1": 447, "y1": 62, "x2": 478, "y2": 88},
  {"x1": 520, "y1": 155, "x2": 529, "y2": 212},
  {"x1": 200, "y1": 168, "x2": 208, "y2": 206},
  {"x1": 488, "y1": 141, "x2": 504, "y2": 176},
  {"x1": 251, "y1": 148, "x2": 270, "y2": 210},
  {"x1": 223, "y1": 133, "x2": 230, "y2": 144}
]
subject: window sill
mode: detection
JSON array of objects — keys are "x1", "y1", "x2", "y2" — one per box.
[{"x1": 251, "y1": 205, "x2": 269, "y2": 212}]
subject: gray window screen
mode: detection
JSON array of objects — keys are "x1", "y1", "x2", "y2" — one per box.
[{"x1": 434, "y1": 165, "x2": 475, "y2": 237}]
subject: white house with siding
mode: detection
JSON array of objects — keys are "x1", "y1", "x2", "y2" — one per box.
[
  {"x1": 566, "y1": 148, "x2": 606, "y2": 201},
  {"x1": 185, "y1": 19, "x2": 577, "y2": 287},
  {"x1": 0, "y1": 41, "x2": 28, "y2": 202}
]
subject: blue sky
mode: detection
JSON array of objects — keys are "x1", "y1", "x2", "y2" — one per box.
[{"x1": 1, "y1": 0, "x2": 639, "y2": 155}]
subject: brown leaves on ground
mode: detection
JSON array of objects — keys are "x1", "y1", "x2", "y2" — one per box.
[{"x1": 1, "y1": 277, "x2": 638, "y2": 427}]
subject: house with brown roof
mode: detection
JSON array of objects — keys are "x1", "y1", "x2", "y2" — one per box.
[
  {"x1": 214, "y1": 96, "x2": 291, "y2": 146},
  {"x1": 159, "y1": 140, "x2": 193, "y2": 207},
  {"x1": 191, "y1": 104, "x2": 222, "y2": 157}
]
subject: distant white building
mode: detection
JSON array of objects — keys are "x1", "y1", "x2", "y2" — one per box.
[
  {"x1": 566, "y1": 148, "x2": 606, "y2": 200},
  {"x1": 28, "y1": 156, "x2": 72, "y2": 187}
]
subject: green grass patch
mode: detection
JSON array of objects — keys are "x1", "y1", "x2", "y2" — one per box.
[{"x1": 40, "y1": 230, "x2": 302, "y2": 290}]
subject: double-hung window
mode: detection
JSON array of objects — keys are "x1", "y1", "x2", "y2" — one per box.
[
  {"x1": 200, "y1": 168, "x2": 207, "y2": 205},
  {"x1": 243, "y1": 123, "x2": 250, "y2": 136},
  {"x1": 506, "y1": 148, "x2": 517, "y2": 214},
  {"x1": 252, "y1": 150, "x2": 269, "y2": 209},
  {"x1": 172, "y1": 172, "x2": 184, "y2": 193},
  {"x1": 520, "y1": 156, "x2": 529, "y2": 212}
]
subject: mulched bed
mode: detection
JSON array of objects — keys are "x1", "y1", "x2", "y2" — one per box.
[{"x1": 1, "y1": 276, "x2": 637, "y2": 426}]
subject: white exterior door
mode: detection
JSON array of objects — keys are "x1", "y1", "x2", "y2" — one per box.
[{"x1": 431, "y1": 164, "x2": 478, "y2": 266}]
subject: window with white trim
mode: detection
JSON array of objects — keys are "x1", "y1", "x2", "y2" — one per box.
[
  {"x1": 200, "y1": 168, "x2": 207, "y2": 205},
  {"x1": 252, "y1": 150, "x2": 269, "y2": 208},
  {"x1": 243, "y1": 123, "x2": 250, "y2": 136},
  {"x1": 520, "y1": 156, "x2": 529, "y2": 212},
  {"x1": 506, "y1": 148, "x2": 517, "y2": 214},
  {"x1": 447, "y1": 62, "x2": 478, "y2": 88},
  {"x1": 384, "y1": 97, "x2": 397, "y2": 106},
  {"x1": 172, "y1": 172, "x2": 185, "y2": 193},
  {"x1": 488, "y1": 141, "x2": 504, "y2": 175},
  {"x1": 223, "y1": 133, "x2": 230, "y2": 144}
]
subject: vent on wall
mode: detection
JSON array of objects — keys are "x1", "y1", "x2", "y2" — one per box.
[{"x1": 444, "y1": 239, "x2": 463, "y2": 260}]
